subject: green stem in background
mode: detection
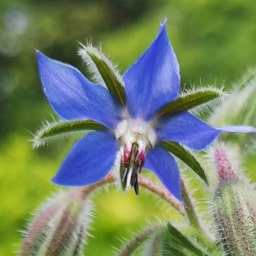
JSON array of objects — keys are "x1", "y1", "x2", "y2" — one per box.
[
  {"x1": 181, "y1": 176, "x2": 213, "y2": 243},
  {"x1": 181, "y1": 178, "x2": 214, "y2": 246},
  {"x1": 180, "y1": 178, "x2": 201, "y2": 228}
]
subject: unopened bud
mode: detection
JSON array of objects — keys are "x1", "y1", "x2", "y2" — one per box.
[
  {"x1": 19, "y1": 188, "x2": 92, "y2": 256},
  {"x1": 212, "y1": 144, "x2": 256, "y2": 255}
]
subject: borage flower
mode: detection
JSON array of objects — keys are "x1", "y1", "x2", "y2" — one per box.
[{"x1": 35, "y1": 20, "x2": 255, "y2": 200}]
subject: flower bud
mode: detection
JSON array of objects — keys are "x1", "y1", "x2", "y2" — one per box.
[
  {"x1": 212, "y1": 144, "x2": 256, "y2": 255},
  {"x1": 19, "y1": 188, "x2": 92, "y2": 256}
]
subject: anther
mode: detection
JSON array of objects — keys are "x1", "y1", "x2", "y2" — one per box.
[{"x1": 120, "y1": 142, "x2": 144, "y2": 195}]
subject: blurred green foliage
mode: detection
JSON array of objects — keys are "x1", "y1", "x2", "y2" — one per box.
[{"x1": 0, "y1": 0, "x2": 256, "y2": 255}]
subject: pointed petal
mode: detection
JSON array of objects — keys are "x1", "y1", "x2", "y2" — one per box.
[
  {"x1": 218, "y1": 125, "x2": 256, "y2": 133},
  {"x1": 157, "y1": 111, "x2": 220, "y2": 151},
  {"x1": 144, "y1": 146, "x2": 181, "y2": 200},
  {"x1": 52, "y1": 131, "x2": 118, "y2": 186},
  {"x1": 36, "y1": 51, "x2": 121, "y2": 129},
  {"x1": 123, "y1": 21, "x2": 180, "y2": 120}
]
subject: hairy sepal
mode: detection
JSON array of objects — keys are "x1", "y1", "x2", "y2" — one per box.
[
  {"x1": 157, "y1": 87, "x2": 223, "y2": 117},
  {"x1": 33, "y1": 119, "x2": 105, "y2": 148},
  {"x1": 161, "y1": 141, "x2": 208, "y2": 185},
  {"x1": 78, "y1": 44, "x2": 126, "y2": 106}
]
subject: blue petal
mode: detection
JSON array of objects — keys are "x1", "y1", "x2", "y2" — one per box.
[
  {"x1": 36, "y1": 51, "x2": 121, "y2": 129},
  {"x1": 157, "y1": 111, "x2": 220, "y2": 151},
  {"x1": 144, "y1": 146, "x2": 181, "y2": 200},
  {"x1": 52, "y1": 131, "x2": 118, "y2": 186},
  {"x1": 218, "y1": 125, "x2": 256, "y2": 133},
  {"x1": 123, "y1": 21, "x2": 180, "y2": 120}
]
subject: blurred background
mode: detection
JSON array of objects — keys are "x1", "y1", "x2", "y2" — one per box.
[{"x1": 1, "y1": 0, "x2": 256, "y2": 255}]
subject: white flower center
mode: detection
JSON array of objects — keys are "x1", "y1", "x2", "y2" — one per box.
[
  {"x1": 114, "y1": 115, "x2": 157, "y2": 194},
  {"x1": 114, "y1": 116, "x2": 157, "y2": 150}
]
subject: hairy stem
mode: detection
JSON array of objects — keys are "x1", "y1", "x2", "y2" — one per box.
[
  {"x1": 138, "y1": 176, "x2": 185, "y2": 216},
  {"x1": 79, "y1": 172, "x2": 115, "y2": 198},
  {"x1": 79, "y1": 173, "x2": 184, "y2": 215}
]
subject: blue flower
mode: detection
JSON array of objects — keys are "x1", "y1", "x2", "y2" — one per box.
[{"x1": 36, "y1": 20, "x2": 254, "y2": 200}]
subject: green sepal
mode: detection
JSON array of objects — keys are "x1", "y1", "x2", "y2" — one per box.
[
  {"x1": 157, "y1": 88, "x2": 222, "y2": 116},
  {"x1": 161, "y1": 141, "x2": 208, "y2": 185},
  {"x1": 79, "y1": 44, "x2": 126, "y2": 106},
  {"x1": 33, "y1": 119, "x2": 106, "y2": 148}
]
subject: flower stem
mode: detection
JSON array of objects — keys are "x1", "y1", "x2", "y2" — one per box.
[
  {"x1": 77, "y1": 174, "x2": 189, "y2": 254},
  {"x1": 79, "y1": 173, "x2": 185, "y2": 216},
  {"x1": 80, "y1": 172, "x2": 115, "y2": 198},
  {"x1": 117, "y1": 225, "x2": 162, "y2": 256},
  {"x1": 138, "y1": 175, "x2": 185, "y2": 216}
]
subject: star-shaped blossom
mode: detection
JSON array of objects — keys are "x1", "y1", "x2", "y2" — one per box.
[{"x1": 35, "y1": 20, "x2": 255, "y2": 200}]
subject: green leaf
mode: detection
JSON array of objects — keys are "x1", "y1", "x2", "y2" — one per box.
[
  {"x1": 79, "y1": 44, "x2": 126, "y2": 106},
  {"x1": 142, "y1": 228, "x2": 187, "y2": 256},
  {"x1": 143, "y1": 224, "x2": 217, "y2": 256},
  {"x1": 167, "y1": 223, "x2": 211, "y2": 256},
  {"x1": 161, "y1": 141, "x2": 208, "y2": 185},
  {"x1": 33, "y1": 119, "x2": 105, "y2": 148},
  {"x1": 163, "y1": 247, "x2": 187, "y2": 256},
  {"x1": 157, "y1": 88, "x2": 222, "y2": 116}
]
